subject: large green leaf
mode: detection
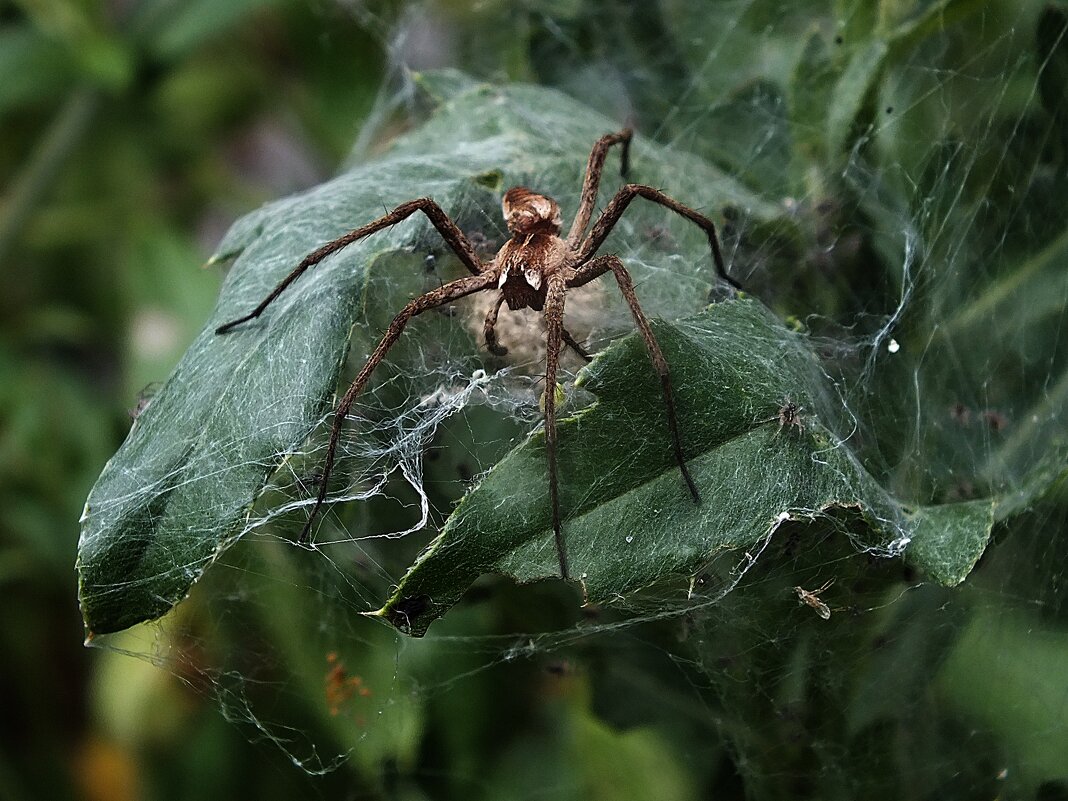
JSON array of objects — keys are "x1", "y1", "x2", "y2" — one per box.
[
  {"x1": 77, "y1": 75, "x2": 772, "y2": 636},
  {"x1": 375, "y1": 298, "x2": 995, "y2": 635}
]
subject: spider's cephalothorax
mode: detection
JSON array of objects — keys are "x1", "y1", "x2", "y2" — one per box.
[
  {"x1": 502, "y1": 186, "x2": 562, "y2": 235},
  {"x1": 496, "y1": 187, "x2": 569, "y2": 312},
  {"x1": 216, "y1": 128, "x2": 741, "y2": 580}
]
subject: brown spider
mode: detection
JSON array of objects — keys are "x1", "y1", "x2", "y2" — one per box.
[{"x1": 216, "y1": 129, "x2": 740, "y2": 579}]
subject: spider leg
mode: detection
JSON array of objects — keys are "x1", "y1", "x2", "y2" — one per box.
[
  {"x1": 298, "y1": 270, "x2": 496, "y2": 542},
  {"x1": 568, "y1": 254, "x2": 700, "y2": 504},
  {"x1": 542, "y1": 274, "x2": 570, "y2": 578},
  {"x1": 562, "y1": 330, "x2": 592, "y2": 362},
  {"x1": 565, "y1": 129, "x2": 633, "y2": 247},
  {"x1": 483, "y1": 291, "x2": 591, "y2": 362},
  {"x1": 216, "y1": 198, "x2": 484, "y2": 334},
  {"x1": 575, "y1": 184, "x2": 740, "y2": 291}
]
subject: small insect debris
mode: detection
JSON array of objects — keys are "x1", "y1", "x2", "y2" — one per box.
[{"x1": 794, "y1": 578, "x2": 835, "y2": 620}]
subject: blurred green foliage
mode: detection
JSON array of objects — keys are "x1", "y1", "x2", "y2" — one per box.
[
  {"x1": 5, "y1": 1, "x2": 1068, "y2": 800},
  {"x1": 1, "y1": 1, "x2": 385, "y2": 798}
]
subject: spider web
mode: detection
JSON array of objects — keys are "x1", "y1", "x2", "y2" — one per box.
[{"x1": 85, "y1": 1, "x2": 1068, "y2": 796}]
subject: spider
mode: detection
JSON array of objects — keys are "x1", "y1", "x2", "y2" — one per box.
[
  {"x1": 215, "y1": 129, "x2": 740, "y2": 579},
  {"x1": 776, "y1": 400, "x2": 804, "y2": 433}
]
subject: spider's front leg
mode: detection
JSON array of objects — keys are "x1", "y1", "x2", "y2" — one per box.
[
  {"x1": 298, "y1": 270, "x2": 496, "y2": 542},
  {"x1": 577, "y1": 184, "x2": 740, "y2": 291},
  {"x1": 569, "y1": 254, "x2": 700, "y2": 504},
  {"x1": 216, "y1": 198, "x2": 485, "y2": 334},
  {"x1": 565, "y1": 128, "x2": 633, "y2": 247}
]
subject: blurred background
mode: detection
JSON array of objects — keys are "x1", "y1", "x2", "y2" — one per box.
[
  {"x1": 2, "y1": 2, "x2": 390, "y2": 798},
  {"x1": 4, "y1": 1, "x2": 1068, "y2": 799}
]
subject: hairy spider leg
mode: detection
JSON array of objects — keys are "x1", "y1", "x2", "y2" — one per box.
[
  {"x1": 215, "y1": 198, "x2": 485, "y2": 334},
  {"x1": 542, "y1": 274, "x2": 570, "y2": 577},
  {"x1": 483, "y1": 291, "x2": 592, "y2": 362},
  {"x1": 570, "y1": 254, "x2": 700, "y2": 504},
  {"x1": 566, "y1": 128, "x2": 633, "y2": 247},
  {"x1": 577, "y1": 184, "x2": 740, "y2": 290},
  {"x1": 298, "y1": 270, "x2": 497, "y2": 542},
  {"x1": 561, "y1": 330, "x2": 593, "y2": 362}
]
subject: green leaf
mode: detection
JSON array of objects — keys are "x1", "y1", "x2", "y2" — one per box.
[
  {"x1": 375, "y1": 299, "x2": 995, "y2": 635},
  {"x1": 827, "y1": 0, "x2": 989, "y2": 155},
  {"x1": 826, "y1": 37, "x2": 888, "y2": 155},
  {"x1": 77, "y1": 76, "x2": 774, "y2": 636},
  {"x1": 905, "y1": 499, "x2": 995, "y2": 585}
]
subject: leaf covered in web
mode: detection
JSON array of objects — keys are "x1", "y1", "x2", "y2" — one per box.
[
  {"x1": 76, "y1": 75, "x2": 774, "y2": 636},
  {"x1": 376, "y1": 298, "x2": 996, "y2": 636}
]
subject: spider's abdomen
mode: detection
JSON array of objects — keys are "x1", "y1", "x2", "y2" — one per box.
[{"x1": 496, "y1": 234, "x2": 568, "y2": 311}]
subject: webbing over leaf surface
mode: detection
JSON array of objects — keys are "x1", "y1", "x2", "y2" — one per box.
[
  {"x1": 376, "y1": 299, "x2": 995, "y2": 635},
  {"x1": 78, "y1": 74, "x2": 1000, "y2": 639},
  {"x1": 76, "y1": 76, "x2": 771, "y2": 635}
]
